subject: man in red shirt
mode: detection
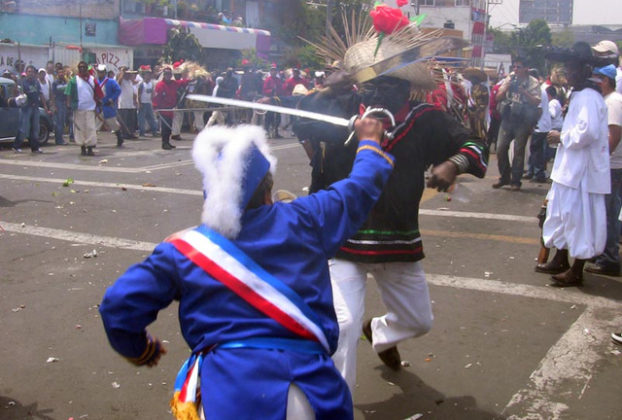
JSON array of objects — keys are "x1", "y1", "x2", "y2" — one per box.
[
  {"x1": 262, "y1": 64, "x2": 283, "y2": 97},
  {"x1": 282, "y1": 68, "x2": 308, "y2": 96},
  {"x1": 153, "y1": 66, "x2": 188, "y2": 150}
]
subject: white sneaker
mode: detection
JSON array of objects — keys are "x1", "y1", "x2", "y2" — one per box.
[{"x1": 612, "y1": 331, "x2": 622, "y2": 345}]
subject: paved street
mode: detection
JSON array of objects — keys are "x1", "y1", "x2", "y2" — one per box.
[{"x1": 1, "y1": 131, "x2": 621, "y2": 420}]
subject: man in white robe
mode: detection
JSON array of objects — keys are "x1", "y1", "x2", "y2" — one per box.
[{"x1": 540, "y1": 42, "x2": 610, "y2": 287}]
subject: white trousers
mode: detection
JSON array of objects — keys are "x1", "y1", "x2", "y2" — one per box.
[
  {"x1": 543, "y1": 180, "x2": 606, "y2": 259},
  {"x1": 193, "y1": 111, "x2": 205, "y2": 131},
  {"x1": 330, "y1": 259, "x2": 433, "y2": 392},
  {"x1": 172, "y1": 110, "x2": 183, "y2": 135},
  {"x1": 73, "y1": 110, "x2": 97, "y2": 146}
]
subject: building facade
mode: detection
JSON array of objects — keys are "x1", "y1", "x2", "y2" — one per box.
[
  {"x1": 519, "y1": 0, "x2": 573, "y2": 25},
  {"x1": 396, "y1": 0, "x2": 488, "y2": 65}
]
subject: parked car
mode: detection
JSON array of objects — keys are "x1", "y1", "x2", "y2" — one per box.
[{"x1": 0, "y1": 76, "x2": 52, "y2": 145}]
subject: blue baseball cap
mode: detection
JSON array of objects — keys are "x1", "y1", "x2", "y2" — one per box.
[{"x1": 593, "y1": 64, "x2": 617, "y2": 81}]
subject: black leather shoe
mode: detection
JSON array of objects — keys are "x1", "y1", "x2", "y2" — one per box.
[
  {"x1": 492, "y1": 179, "x2": 509, "y2": 189},
  {"x1": 362, "y1": 319, "x2": 401, "y2": 371},
  {"x1": 550, "y1": 269, "x2": 583, "y2": 287},
  {"x1": 584, "y1": 264, "x2": 620, "y2": 277},
  {"x1": 535, "y1": 260, "x2": 570, "y2": 274}
]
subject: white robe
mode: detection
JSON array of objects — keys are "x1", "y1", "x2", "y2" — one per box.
[{"x1": 543, "y1": 87, "x2": 610, "y2": 259}]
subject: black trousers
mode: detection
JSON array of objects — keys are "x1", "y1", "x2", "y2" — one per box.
[
  {"x1": 161, "y1": 115, "x2": 172, "y2": 143},
  {"x1": 118, "y1": 108, "x2": 137, "y2": 136}
]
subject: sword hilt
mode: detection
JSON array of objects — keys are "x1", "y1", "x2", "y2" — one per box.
[{"x1": 344, "y1": 107, "x2": 396, "y2": 146}]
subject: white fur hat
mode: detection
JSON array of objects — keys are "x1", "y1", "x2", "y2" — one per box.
[{"x1": 192, "y1": 125, "x2": 277, "y2": 238}]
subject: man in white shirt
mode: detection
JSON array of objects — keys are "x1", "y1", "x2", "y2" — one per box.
[
  {"x1": 526, "y1": 75, "x2": 551, "y2": 183},
  {"x1": 584, "y1": 65, "x2": 622, "y2": 277},
  {"x1": 37, "y1": 68, "x2": 51, "y2": 109},
  {"x1": 117, "y1": 68, "x2": 138, "y2": 139}
]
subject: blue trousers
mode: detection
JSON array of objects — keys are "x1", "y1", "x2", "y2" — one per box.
[
  {"x1": 595, "y1": 168, "x2": 622, "y2": 269},
  {"x1": 138, "y1": 102, "x2": 158, "y2": 136},
  {"x1": 14, "y1": 106, "x2": 40, "y2": 151},
  {"x1": 55, "y1": 102, "x2": 67, "y2": 144},
  {"x1": 527, "y1": 131, "x2": 550, "y2": 180}
]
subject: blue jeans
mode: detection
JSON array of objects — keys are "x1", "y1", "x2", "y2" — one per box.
[
  {"x1": 15, "y1": 106, "x2": 40, "y2": 150},
  {"x1": 55, "y1": 102, "x2": 67, "y2": 144},
  {"x1": 595, "y1": 168, "x2": 622, "y2": 269},
  {"x1": 138, "y1": 103, "x2": 158, "y2": 136},
  {"x1": 527, "y1": 131, "x2": 548, "y2": 179}
]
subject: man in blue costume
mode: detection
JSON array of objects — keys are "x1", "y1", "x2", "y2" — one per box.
[
  {"x1": 99, "y1": 118, "x2": 394, "y2": 419},
  {"x1": 95, "y1": 64, "x2": 123, "y2": 147}
]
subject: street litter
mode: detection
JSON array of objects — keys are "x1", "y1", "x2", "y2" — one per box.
[
  {"x1": 404, "y1": 414, "x2": 423, "y2": 420},
  {"x1": 142, "y1": 183, "x2": 156, "y2": 187},
  {"x1": 46, "y1": 357, "x2": 60, "y2": 363},
  {"x1": 99, "y1": 159, "x2": 108, "y2": 165},
  {"x1": 464, "y1": 363, "x2": 472, "y2": 369},
  {"x1": 111, "y1": 382, "x2": 121, "y2": 389},
  {"x1": 62, "y1": 178, "x2": 74, "y2": 187},
  {"x1": 401, "y1": 360, "x2": 411, "y2": 367},
  {"x1": 83, "y1": 249, "x2": 98, "y2": 258}
]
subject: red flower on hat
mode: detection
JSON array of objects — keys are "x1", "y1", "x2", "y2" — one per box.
[
  {"x1": 173, "y1": 61, "x2": 181, "y2": 68},
  {"x1": 396, "y1": 0, "x2": 408, "y2": 6},
  {"x1": 370, "y1": 3, "x2": 409, "y2": 35}
]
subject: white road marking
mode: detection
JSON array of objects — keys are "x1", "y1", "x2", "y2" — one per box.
[
  {"x1": 2, "y1": 173, "x2": 538, "y2": 226},
  {"x1": 503, "y1": 307, "x2": 622, "y2": 420},
  {"x1": 426, "y1": 274, "x2": 620, "y2": 309},
  {"x1": 0, "y1": 174, "x2": 202, "y2": 196},
  {"x1": 0, "y1": 142, "x2": 298, "y2": 173},
  {"x1": 2, "y1": 220, "x2": 620, "y2": 312},
  {"x1": 0, "y1": 158, "x2": 143, "y2": 173},
  {"x1": 419, "y1": 209, "x2": 537, "y2": 224},
  {"x1": 0, "y1": 222, "x2": 156, "y2": 251}
]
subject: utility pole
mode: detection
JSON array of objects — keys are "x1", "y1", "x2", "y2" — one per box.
[
  {"x1": 481, "y1": 0, "x2": 503, "y2": 69},
  {"x1": 325, "y1": 0, "x2": 333, "y2": 37}
]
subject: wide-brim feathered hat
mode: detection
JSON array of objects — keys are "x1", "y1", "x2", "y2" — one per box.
[
  {"x1": 301, "y1": 4, "x2": 457, "y2": 91},
  {"x1": 192, "y1": 125, "x2": 277, "y2": 239}
]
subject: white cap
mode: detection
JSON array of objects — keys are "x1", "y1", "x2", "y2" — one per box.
[
  {"x1": 96, "y1": 64, "x2": 107, "y2": 72},
  {"x1": 592, "y1": 40, "x2": 619, "y2": 59},
  {"x1": 38, "y1": 67, "x2": 46, "y2": 73}
]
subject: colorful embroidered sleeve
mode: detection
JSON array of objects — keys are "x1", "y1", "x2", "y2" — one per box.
[{"x1": 419, "y1": 109, "x2": 488, "y2": 179}]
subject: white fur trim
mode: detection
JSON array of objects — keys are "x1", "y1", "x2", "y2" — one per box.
[{"x1": 192, "y1": 125, "x2": 277, "y2": 238}]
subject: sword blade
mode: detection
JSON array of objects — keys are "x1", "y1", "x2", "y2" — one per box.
[{"x1": 184, "y1": 95, "x2": 351, "y2": 127}]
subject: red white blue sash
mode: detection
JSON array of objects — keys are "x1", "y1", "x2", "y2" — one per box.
[{"x1": 166, "y1": 226, "x2": 330, "y2": 352}]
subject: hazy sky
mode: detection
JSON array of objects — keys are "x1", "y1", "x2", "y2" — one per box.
[{"x1": 488, "y1": 0, "x2": 622, "y2": 28}]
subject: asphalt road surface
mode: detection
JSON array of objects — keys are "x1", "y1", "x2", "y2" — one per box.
[{"x1": 1, "y1": 131, "x2": 621, "y2": 420}]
